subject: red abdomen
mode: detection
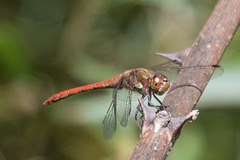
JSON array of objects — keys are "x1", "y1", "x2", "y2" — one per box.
[{"x1": 43, "y1": 76, "x2": 121, "y2": 105}]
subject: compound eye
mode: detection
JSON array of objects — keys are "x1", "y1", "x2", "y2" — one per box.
[
  {"x1": 153, "y1": 75, "x2": 161, "y2": 83},
  {"x1": 152, "y1": 75, "x2": 162, "y2": 89},
  {"x1": 151, "y1": 74, "x2": 170, "y2": 95}
]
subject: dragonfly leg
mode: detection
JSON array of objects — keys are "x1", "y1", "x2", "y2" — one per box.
[
  {"x1": 135, "y1": 105, "x2": 142, "y2": 121},
  {"x1": 153, "y1": 93, "x2": 163, "y2": 105},
  {"x1": 135, "y1": 96, "x2": 148, "y2": 129},
  {"x1": 147, "y1": 101, "x2": 159, "y2": 110},
  {"x1": 152, "y1": 93, "x2": 170, "y2": 112},
  {"x1": 135, "y1": 109, "x2": 142, "y2": 129},
  {"x1": 147, "y1": 94, "x2": 160, "y2": 110}
]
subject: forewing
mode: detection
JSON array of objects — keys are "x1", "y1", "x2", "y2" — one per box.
[
  {"x1": 211, "y1": 65, "x2": 224, "y2": 79},
  {"x1": 102, "y1": 100, "x2": 117, "y2": 140},
  {"x1": 116, "y1": 88, "x2": 132, "y2": 127},
  {"x1": 148, "y1": 61, "x2": 223, "y2": 82},
  {"x1": 179, "y1": 65, "x2": 224, "y2": 80},
  {"x1": 148, "y1": 61, "x2": 181, "y2": 82}
]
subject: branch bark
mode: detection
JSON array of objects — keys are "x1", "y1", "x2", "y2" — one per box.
[{"x1": 130, "y1": 0, "x2": 240, "y2": 159}]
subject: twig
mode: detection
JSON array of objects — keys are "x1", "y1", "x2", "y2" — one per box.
[{"x1": 130, "y1": 0, "x2": 240, "y2": 159}]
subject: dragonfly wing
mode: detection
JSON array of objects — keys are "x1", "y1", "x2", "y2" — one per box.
[
  {"x1": 211, "y1": 65, "x2": 224, "y2": 79},
  {"x1": 178, "y1": 65, "x2": 224, "y2": 80},
  {"x1": 148, "y1": 61, "x2": 223, "y2": 82},
  {"x1": 148, "y1": 61, "x2": 181, "y2": 82},
  {"x1": 116, "y1": 88, "x2": 132, "y2": 127},
  {"x1": 103, "y1": 100, "x2": 117, "y2": 140}
]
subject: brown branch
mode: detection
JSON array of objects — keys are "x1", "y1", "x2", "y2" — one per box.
[{"x1": 130, "y1": 0, "x2": 240, "y2": 159}]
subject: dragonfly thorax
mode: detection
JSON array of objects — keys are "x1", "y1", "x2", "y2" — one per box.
[{"x1": 150, "y1": 74, "x2": 170, "y2": 95}]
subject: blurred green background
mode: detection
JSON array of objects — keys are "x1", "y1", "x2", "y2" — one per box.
[{"x1": 0, "y1": 0, "x2": 239, "y2": 160}]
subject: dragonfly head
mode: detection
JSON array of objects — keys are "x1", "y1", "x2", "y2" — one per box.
[{"x1": 151, "y1": 74, "x2": 170, "y2": 95}]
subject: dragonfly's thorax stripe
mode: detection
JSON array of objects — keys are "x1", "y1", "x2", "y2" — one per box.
[{"x1": 120, "y1": 68, "x2": 154, "y2": 96}]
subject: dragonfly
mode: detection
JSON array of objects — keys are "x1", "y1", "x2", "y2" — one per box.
[{"x1": 43, "y1": 60, "x2": 220, "y2": 140}]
